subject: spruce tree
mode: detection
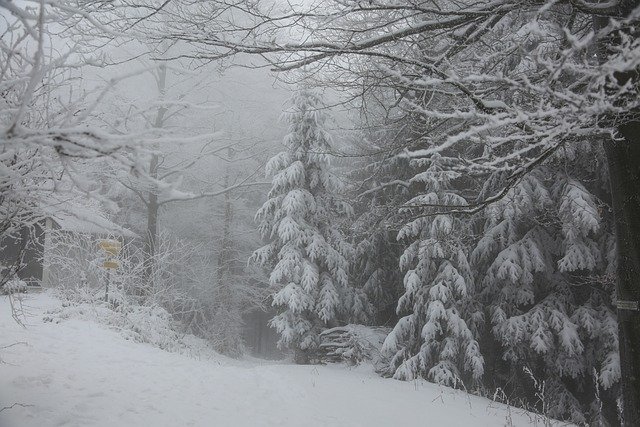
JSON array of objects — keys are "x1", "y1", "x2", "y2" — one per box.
[
  {"x1": 252, "y1": 88, "x2": 352, "y2": 362},
  {"x1": 472, "y1": 142, "x2": 619, "y2": 424},
  {"x1": 382, "y1": 154, "x2": 484, "y2": 386}
]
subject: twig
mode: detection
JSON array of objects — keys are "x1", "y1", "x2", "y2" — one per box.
[
  {"x1": 0, "y1": 402, "x2": 34, "y2": 413},
  {"x1": 0, "y1": 341, "x2": 28, "y2": 350}
]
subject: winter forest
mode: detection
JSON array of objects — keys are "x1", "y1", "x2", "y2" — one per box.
[{"x1": 1, "y1": 0, "x2": 639, "y2": 426}]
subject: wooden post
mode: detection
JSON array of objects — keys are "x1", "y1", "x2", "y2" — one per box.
[{"x1": 104, "y1": 270, "x2": 110, "y2": 303}]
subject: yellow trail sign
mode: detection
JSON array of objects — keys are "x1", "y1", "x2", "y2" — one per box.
[
  {"x1": 103, "y1": 260, "x2": 119, "y2": 269},
  {"x1": 99, "y1": 239, "x2": 122, "y2": 256}
]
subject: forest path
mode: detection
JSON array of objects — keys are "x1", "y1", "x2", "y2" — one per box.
[{"x1": 1, "y1": 292, "x2": 560, "y2": 427}]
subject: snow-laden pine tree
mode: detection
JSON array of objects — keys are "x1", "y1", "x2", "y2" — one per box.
[
  {"x1": 382, "y1": 154, "x2": 484, "y2": 387},
  {"x1": 472, "y1": 142, "x2": 619, "y2": 424},
  {"x1": 252, "y1": 88, "x2": 353, "y2": 361}
]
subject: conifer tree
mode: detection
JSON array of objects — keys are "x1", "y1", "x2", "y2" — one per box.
[
  {"x1": 472, "y1": 142, "x2": 619, "y2": 424},
  {"x1": 252, "y1": 88, "x2": 353, "y2": 361},
  {"x1": 382, "y1": 154, "x2": 484, "y2": 386}
]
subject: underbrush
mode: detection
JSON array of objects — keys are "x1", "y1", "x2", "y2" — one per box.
[
  {"x1": 42, "y1": 230, "x2": 232, "y2": 357},
  {"x1": 43, "y1": 287, "x2": 223, "y2": 361},
  {"x1": 0, "y1": 278, "x2": 28, "y2": 295}
]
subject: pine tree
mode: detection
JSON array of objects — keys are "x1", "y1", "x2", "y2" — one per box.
[
  {"x1": 252, "y1": 88, "x2": 352, "y2": 361},
  {"x1": 472, "y1": 142, "x2": 619, "y2": 424},
  {"x1": 382, "y1": 154, "x2": 484, "y2": 387}
]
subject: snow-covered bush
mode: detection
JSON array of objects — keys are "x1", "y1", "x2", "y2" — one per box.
[
  {"x1": 43, "y1": 229, "x2": 212, "y2": 349},
  {"x1": 45, "y1": 285, "x2": 188, "y2": 353},
  {"x1": 45, "y1": 229, "x2": 128, "y2": 297},
  {"x1": 44, "y1": 227, "x2": 262, "y2": 358},
  {"x1": 0, "y1": 278, "x2": 28, "y2": 295},
  {"x1": 46, "y1": 228, "x2": 200, "y2": 309},
  {"x1": 42, "y1": 295, "x2": 220, "y2": 357}
]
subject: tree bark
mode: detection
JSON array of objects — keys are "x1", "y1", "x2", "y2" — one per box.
[
  {"x1": 593, "y1": 3, "x2": 640, "y2": 422},
  {"x1": 604, "y1": 120, "x2": 640, "y2": 426},
  {"x1": 217, "y1": 171, "x2": 233, "y2": 284},
  {"x1": 143, "y1": 152, "x2": 159, "y2": 291},
  {"x1": 211, "y1": 168, "x2": 242, "y2": 356},
  {"x1": 143, "y1": 64, "x2": 167, "y2": 294}
]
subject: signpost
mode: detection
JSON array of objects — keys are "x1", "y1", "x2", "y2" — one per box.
[{"x1": 98, "y1": 239, "x2": 121, "y2": 302}]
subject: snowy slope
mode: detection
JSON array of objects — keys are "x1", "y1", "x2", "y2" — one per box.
[{"x1": 1, "y1": 292, "x2": 567, "y2": 427}]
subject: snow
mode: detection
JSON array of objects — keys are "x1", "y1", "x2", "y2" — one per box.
[
  {"x1": 42, "y1": 196, "x2": 137, "y2": 238},
  {"x1": 1, "y1": 292, "x2": 564, "y2": 427}
]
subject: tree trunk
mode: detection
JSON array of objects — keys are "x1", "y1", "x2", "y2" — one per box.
[
  {"x1": 143, "y1": 152, "x2": 159, "y2": 292},
  {"x1": 143, "y1": 63, "x2": 167, "y2": 294},
  {"x1": 604, "y1": 120, "x2": 640, "y2": 426},
  {"x1": 212, "y1": 169, "x2": 243, "y2": 356},
  {"x1": 594, "y1": 4, "x2": 639, "y2": 422},
  {"x1": 217, "y1": 171, "x2": 233, "y2": 284}
]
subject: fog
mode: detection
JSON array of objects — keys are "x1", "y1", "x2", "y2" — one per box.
[{"x1": 1, "y1": 1, "x2": 636, "y2": 425}]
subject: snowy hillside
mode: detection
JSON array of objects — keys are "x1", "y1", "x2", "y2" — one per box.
[{"x1": 0, "y1": 292, "x2": 566, "y2": 427}]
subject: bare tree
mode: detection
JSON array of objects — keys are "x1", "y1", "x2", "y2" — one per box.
[{"x1": 0, "y1": 0, "x2": 151, "y2": 292}]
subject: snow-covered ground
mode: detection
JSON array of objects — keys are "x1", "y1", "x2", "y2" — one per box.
[{"x1": 1, "y1": 292, "x2": 565, "y2": 427}]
